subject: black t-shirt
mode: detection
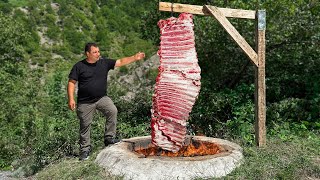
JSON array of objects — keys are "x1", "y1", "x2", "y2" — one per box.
[{"x1": 69, "y1": 57, "x2": 116, "y2": 104}]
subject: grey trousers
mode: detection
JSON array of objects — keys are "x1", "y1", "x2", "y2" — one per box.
[{"x1": 76, "y1": 96, "x2": 118, "y2": 152}]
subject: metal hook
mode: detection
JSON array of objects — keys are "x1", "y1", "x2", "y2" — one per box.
[{"x1": 171, "y1": 1, "x2": 174, "y2": 17}]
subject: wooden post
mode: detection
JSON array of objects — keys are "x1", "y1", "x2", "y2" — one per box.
[{"x1": 255, "y1": 10, "x2": 266, "y2": 146}]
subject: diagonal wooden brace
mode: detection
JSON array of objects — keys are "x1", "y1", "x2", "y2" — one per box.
[{"x1": 203, "y1": 5, "x2": 258, "y2": 67}]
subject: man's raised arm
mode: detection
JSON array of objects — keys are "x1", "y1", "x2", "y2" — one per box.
[{"x1": 115, "y1": 52, "x2": 145, "y2": 67}]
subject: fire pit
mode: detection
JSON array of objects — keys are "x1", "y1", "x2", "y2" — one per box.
[{"x1": 95, "y1": 136, "x2": 243, "y2": 180}]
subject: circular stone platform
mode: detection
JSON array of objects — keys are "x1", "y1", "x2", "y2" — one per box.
[{"x1": 95, "y1": 136, "x2": 243, "y2": 180}]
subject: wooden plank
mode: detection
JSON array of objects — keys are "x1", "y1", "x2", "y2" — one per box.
[
  {"x1": 203, "y1": 5, "x2": 258, "y2": 66},
  {"x1": 254, "y1": 10, "x2": 266, "y2": 147},
  {"x1": 159, "y1": 2, "x2": 256, "y2": 19}
]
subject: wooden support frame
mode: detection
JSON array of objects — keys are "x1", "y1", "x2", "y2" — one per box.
[{"x1": 159, "y1": 2, "x2": 266, "y2": 146}]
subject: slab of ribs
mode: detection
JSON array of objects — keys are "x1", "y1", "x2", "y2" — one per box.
[{"x1": 151, "y1": 13, "x2": 201, "y2": 152}]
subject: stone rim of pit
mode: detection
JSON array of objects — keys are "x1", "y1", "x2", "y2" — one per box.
[{"x1": 95, "y1": 136, "x2": 243, "y2": 180}]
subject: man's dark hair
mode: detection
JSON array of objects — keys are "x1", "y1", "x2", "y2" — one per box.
[{"x1": 85, "y1": 42, "x2": 98, "y2": 53}]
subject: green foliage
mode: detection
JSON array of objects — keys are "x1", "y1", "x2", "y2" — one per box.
[
  {"x1": 12, "y1": 8, "x2": 41, "y2": 54},
  {"x1": 123, "y1": 33, "x2": 157, "y2": 57},
  {"x1": 8, "y1": 0, "x2": 28, "y2": 7},
  {"x1": 0, "y1": 64, "x2": 39, "y2": 170},
  {"x1": 0, "y1": 12, "x2": 29, "y2": 62},
  {"x1": 111, "y1": 89, "x2": 153, "y2": 139},
  {"x1": 189, "y1": 83, "x2": 255, "y2": 144},
  {"x1": 118, "y1": 122, "x2": 150, "y2": 138},
  {"x1": 0, "y1": 12, "x2": 31, "y2": 168},
  {"x1": 7, "y1": 67, "x2": 80, "y2": 176},
  {"x1": 146, "y1": 68, "x2": 158, "y2": 84},
  {"x1": 0, "y1": 1, "x2": 13, "y2": 14},
  {"x1": 267, "y1": 97, "x2": 320, "y2": 141},
  {"x1": 51, "y1": 44, "x2": 74, "y2": 59},
  {"x1": 46, "y1": 24, "x2": 61, "y2": 41}
]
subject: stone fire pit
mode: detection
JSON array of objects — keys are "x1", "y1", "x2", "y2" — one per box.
[{"x1": 95, "y1": 136, "x2": 243, "y2": 180}]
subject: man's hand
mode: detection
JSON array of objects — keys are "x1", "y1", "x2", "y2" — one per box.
[
  {"x1": 68, "y1": 99, "x2": 76, "y2": 111},
  {"x1": 115, "y1": 52, "x2": 146, "y2": 67},
  {"x1": 134, "y1": 52, "x2": 145, "y2": 61},
  {"x1": 67, "y1": 79, "x2": 77, "y2": 111}
]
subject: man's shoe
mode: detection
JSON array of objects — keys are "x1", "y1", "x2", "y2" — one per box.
[
  {"x1": 79, "y1": 151, "x2": 90, "y2": 161},
  {"x1": 104, "y1": 138, "x2": 121, "y2": 146},
  {"x1": 79, "y1": 147, "x2": 91, "y2": 161}
]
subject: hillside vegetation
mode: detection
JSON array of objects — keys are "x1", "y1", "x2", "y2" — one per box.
[{"x1": 0, "y1": 0, "x2": 319, "y2": 179}]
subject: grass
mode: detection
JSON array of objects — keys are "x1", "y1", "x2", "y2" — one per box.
[
  {"x1": 34, "y1": 152, "x2": 123, "y2": 180},
  {"x1": 34, "y1": 132, "x2": 320, "y2": 180},
  {"x1": 222, "y1": 132, "x2": 320, "y2": 180},
  {"x1": 8, "y1": 0, "x2": 28, "y2": 7}
]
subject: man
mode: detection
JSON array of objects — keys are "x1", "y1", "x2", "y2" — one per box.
[{"x1": 67, "y1": 42, "x2": 145, "y2": 160}]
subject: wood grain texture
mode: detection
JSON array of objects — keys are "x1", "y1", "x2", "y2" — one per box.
[{"x1": 159, "y1": 2, "x2": 256, "y2": 19}]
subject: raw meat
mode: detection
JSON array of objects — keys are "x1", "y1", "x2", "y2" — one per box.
[{"x1": 151, "y1": 13, "x2": 201, "y2": 152}]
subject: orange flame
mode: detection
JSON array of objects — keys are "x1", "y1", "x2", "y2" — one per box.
[{"x1": 135, "y1": 140, "x2": 221, "y2": 157}]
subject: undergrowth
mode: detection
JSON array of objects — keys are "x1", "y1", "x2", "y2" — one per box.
[{"x1": 33, "y1": 131, "x2": 320, "y2": 180}]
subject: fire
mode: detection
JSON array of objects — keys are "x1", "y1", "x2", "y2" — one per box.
[{"x1": 135, "y1": 140, "x2": 221, "y2": 157}]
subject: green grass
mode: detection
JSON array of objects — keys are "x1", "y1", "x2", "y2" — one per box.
[
  {"x1": 8, "y1": 0, "x2": 28, "y2": 7},
  {"x1": 35, "y1": 152, "x2": 123, "y2": 180},
  {"x1": 221, "y1": 133, "x2": 320, "y2": 180},
  {"x1": 34, "y1": 132, "x2": 320, "y2": 180}
]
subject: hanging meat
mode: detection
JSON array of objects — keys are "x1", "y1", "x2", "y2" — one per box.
[{"x1": 151, "y1": 13, "x2": 201, "y2": 152}]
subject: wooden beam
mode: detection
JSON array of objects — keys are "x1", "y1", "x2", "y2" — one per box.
[
  {"x1": 159, "y1": 2, "x2": 256, "y2": 19},
  {"x1": 254, "y1": 10, "x2": 266, "y2": 146},
  {"x1": 203, "y1": 5, "x2": 258, "y2": 66}
]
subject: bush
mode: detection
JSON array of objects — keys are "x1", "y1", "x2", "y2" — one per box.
[
  {"x1": 267, "y1": 97, "x2": 320, "y2": 140},
  {"x1": 189, "y1": 83, "x2": 255, "y2": 144}
]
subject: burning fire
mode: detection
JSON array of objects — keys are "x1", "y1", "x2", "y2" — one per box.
[{"x1": 135, "y1": 140, "x2": 221, "y2": 157}]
